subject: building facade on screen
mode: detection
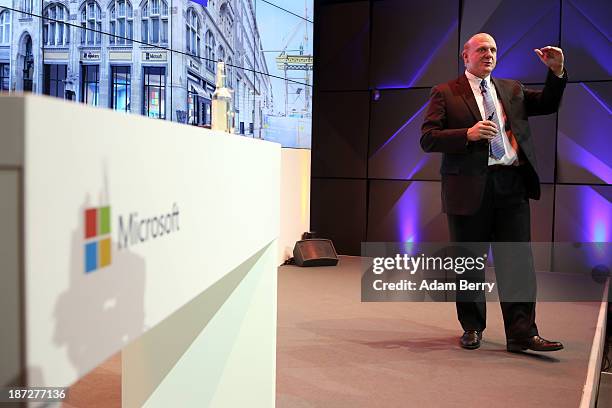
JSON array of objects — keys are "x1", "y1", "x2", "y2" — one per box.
[{"x1": 0, "y1": 0, "x2": 273, "y2": 136}]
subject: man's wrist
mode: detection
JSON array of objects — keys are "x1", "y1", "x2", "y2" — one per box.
[
  {"x1": 552, "y1": 66, "x2": 564, "y2": 78},
  {"x1": 465, "y1": 129, "x2": 472, "y2": 147}
]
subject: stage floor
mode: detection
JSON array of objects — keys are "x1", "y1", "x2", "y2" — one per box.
[{"x1": 276, "y1": 256, "x2": 603, "y2": 408}]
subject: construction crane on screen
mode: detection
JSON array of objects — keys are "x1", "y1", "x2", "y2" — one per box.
[{"x1": 276, "y1": 1, "x2": 312, "y2": 118}]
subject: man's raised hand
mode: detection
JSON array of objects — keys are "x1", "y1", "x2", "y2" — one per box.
[{"x1": 534, "y1": 46, "x2": 564, "y2": 76}]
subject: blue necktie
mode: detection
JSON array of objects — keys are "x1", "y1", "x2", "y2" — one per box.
[{"x1": 480, "y1": 79, "x2": 505, "y2": 160}]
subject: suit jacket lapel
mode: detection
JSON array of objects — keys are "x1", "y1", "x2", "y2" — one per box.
[{"x1": 458, "y1": 74, "x2": 482, "y2": 122}]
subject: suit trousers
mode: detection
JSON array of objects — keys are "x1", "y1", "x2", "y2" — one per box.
[{"x1": 447, "y1": 165, "x2": 539, "y2": 340}]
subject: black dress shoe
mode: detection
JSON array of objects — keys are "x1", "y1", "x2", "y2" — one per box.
[
  {"x1": 460, "y1": 331, "x2": 482, "y2": 349},
  {"x1": 507, "y1": 335, "x2": 564, "y2": 352}
]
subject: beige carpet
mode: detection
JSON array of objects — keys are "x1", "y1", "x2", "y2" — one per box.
[{"x1": 276, "y1": 256, "x2": 601, "y2": 408}]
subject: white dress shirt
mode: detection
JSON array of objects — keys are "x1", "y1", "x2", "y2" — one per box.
[{"x1": 465, "y1": 70, "x2": 518, "y2": 166}]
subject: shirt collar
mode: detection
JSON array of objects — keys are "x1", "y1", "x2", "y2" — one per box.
[{"x1": 465, "y1": 70, "x2": 492, "y2": 89}]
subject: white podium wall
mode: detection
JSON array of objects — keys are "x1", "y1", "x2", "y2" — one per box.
[
  {"x1": 279, "y1": 148, "x2": 311, "y2": 264},
  {"x1": 0, "y1": 94, "x2": 280, "y2": 407}
]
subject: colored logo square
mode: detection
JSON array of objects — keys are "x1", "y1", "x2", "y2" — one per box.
[
  {"x1": 85, "y1": 208, "x2": 97, "y2": 238},
  {"x1": 85, "y1": 241, "x2": 98, "y2": 273},
  {"x1": 99, "y1": 206, "x2": 111, "y2": 235},
  {"x1": 99, "y1": 237, "x2": 112, "y2": 268}
]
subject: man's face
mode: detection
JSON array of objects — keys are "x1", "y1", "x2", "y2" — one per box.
[{"x1": 463, "y1": 34, "x2": 497, "y2": 78}]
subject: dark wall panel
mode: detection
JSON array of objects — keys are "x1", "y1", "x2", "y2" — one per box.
[
  {"x1": 311, "y1": 179, "x2": 367, "y2": 255},
  {"x1": 551, "y1": 185, "x2": 610, "y2": 274},
  {"x1": 368, "y1": 88, "x2": 440, "y2": 180},
  {"x1": 370, "y1": 0, "x2": 458, "y2": 89},
  {"x1": 312, "y1": 91, "x2": 369, "y2": 178},
  {"x1": 561, "y1": 0, "x2": 612, "y2": 82},
  {"x1": 530, "y1": 185, "x2": 555, "y2": 271},
  {"x1": 554, "y1": 185, "x2": 611, "y2": 242},
  {"x1": 531, "y1": 184, "x2": 555, "y2": 242},
  {"x1": 460, "y1": 0, "x2": 560, "y2": 83},
  {"x1": 557, "y1": 82, "x2": 612, "y2": 184},
  {"x1": 529, "y1": 114, "x2": 557, "y2": 184},
  {"x1": 367, "y1": 180, "x2": 448, "y2": 242},
  {"x1": 317, "y1": 1, "x2": 370, "y2": 91},
  {"x1": 526, "y1": 84, "x2": 557, "y2": 184}
]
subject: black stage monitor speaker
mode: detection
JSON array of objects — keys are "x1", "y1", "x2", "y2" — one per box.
[{"x1": 293, "y1": 239, "x2": 339, "y2": 267}]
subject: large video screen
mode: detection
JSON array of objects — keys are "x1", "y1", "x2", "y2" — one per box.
[
  {"x1": 0, "y1": 0, "x2": 313, "y2": 148},
  {"x1": 256, "y1": 0, "x2": 313, "y2": 148}
]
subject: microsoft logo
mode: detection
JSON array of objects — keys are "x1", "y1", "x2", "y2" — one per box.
[{"x1": 84, "y1": 206, "x2": 112, "y2": 273}]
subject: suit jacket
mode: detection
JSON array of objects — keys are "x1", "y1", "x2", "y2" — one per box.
[{"x1": 420, "y1": 69, "x2": 567, "y2": 215}]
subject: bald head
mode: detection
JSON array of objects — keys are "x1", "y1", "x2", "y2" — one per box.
[
  {"x1": 463, "y1": 33, "x2": 496, "y2": 53},
  {"x1": 462, "y1": 33, "x2": 498, "y2": 78}
]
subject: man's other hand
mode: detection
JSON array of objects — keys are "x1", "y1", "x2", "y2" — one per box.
[
  {"x1": 467, "y1": 120, "x2": 497, "y2": 142},
  {"x1": 534, "y1": 46, "x2": 564, "y2": 76}
]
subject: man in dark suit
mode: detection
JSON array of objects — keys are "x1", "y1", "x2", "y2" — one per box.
[{"x1": 420, "y1": 33, "x2": 567, "y2": 352}]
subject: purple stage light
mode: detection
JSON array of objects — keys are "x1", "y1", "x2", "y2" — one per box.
[
  {"x1": 394, "y1": 182, "x2": 425, "y2": 243},
  {"x1": 580, "y1": 186, "x2": 611, "y2": 243}
]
